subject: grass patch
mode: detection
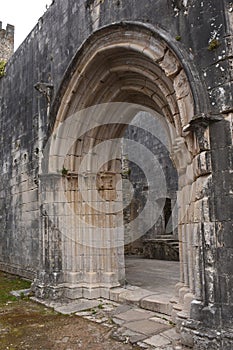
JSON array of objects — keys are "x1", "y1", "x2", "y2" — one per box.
[{"x1": 0, "y1": 272, "x2": 31, "y2": 305}]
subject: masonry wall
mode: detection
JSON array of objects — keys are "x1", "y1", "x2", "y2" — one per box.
[
  {"x1": 0, "y1": 22, "x2": 14, "y2": 62},
  {"x1": 0, "y1": 0, "x2": 232, "y2": 346}
]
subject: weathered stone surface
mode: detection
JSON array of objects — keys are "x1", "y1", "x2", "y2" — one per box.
[
  {"x1": 10, "y1": 289, "x2": 31, "y2": 298},
  {"x1": 55, "y1": 299, "x2": 100, "y2": 314},
  {"x1": 0, "y1": 22, "x2": 14, "y2": 62},
  {"x1": 162, "y1": 327, "x2": 181, "y2": 341},
  {"x1": 144, "y1": 334, "x2": 171, "y2": 347},
  {"x1": 140, "y1": 295, "x2": 172, "y2": 316},
  {"x1": 123, "y1": 319, "x2": 171, "y2": 336},
  {"x1": 114, "y1": 308, "x2": 155, "y2": 322},
  {"x1": 0, "y1": 1, "x2": 232, "y2": 349},
  {"x1": 159, "y1": 50, "x2": 180, "y2": 78},
  {"x1": 118, "y1": 288, "x2": 153, "y2": 305}
]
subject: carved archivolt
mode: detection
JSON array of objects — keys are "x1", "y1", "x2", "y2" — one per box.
[{"x1": 55, "y1": 24, "x2": 194, "y2": 146}]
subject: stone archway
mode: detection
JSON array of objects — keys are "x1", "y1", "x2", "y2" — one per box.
[{"x1": 35, "y1": 24, "x2": 211, "y2": 342}]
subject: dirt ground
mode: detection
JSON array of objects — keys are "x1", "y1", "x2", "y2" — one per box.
[{"x1": 0, "y1": 272, "x2": 139, "y2": 350}]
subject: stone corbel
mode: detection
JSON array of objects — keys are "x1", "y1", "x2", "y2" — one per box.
[
  {"x1": 183, "y1": 114, "x2": 223, "y2": 150},
  {"x1": 34, "y1": 82, "x2": 54, "y2": 103},
  {"x1": 34, "y1": 82, "x2": 54, "y2": 116}
]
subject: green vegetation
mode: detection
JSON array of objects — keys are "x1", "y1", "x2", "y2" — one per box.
[
  {"x1": 122, "y1": 168, "x2": 131, "y2": 176},
  {"x1": 175, "y1": 35, "x2": 181, "y2": 41},
  {"x1": 0, "y1": 60, "x2": 6, "y2": 78},
  {"x1": 208, "y1": 38, "x2": 221, "y2": 51},
  {"x1": 0, "y1": 272, "x2": 31, "y2": 305},
  {"x1": 61, "y1": 166, "x2": 69, "y2": 176}
]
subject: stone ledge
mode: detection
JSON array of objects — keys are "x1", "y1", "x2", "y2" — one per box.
[
  {"x1": 140, "y1": 295, "x2": 173, "y2": 316},
  {"x1": 109, "y1": 285, "x2": 174, "y2": 316}
]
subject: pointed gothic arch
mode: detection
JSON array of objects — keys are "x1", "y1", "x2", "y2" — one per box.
[{"x1": 35, "y1": 24, "x2": 213, "y2": 341}]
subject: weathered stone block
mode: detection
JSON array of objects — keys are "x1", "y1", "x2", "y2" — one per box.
[
  {"x1": 214, "y1": 194, "x2": 233, "y2": 221},
  {"x1": 83, "y1": 287, "x2": 101, "y2": 299},
  {"x1": 159, "y1": 50, "x2": 180, "y2": 77},
  {"x1": 216, "y1": 221, "x2": 233, "y2": 248},
  {"x1": 217, "y1": 248, "x2": 233, "y2": 275},
  {"x1": 140, "y1": 295, "x2": 172, "y2": 316},
  {"x1": 194, "y1": 151, "x2": 212, "y2": 179},
  {"x1": 174, "y1": 70, "x2": 191, "y2": 99},
  {"x1": 210, "y1": 119, "x2": 232, "y2": 149}
]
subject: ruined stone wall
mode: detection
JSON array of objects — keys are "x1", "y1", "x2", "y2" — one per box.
[
  {"x1": 0, "y1": 0, "x2": 232, "y2": 347},
  {"x1": 0, "y1": 22, "x2": 14, "y2": 62}
]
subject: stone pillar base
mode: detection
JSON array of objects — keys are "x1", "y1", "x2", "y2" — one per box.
[{"x1": 33, "y1": 281, "x2": 121, "y2": 301}]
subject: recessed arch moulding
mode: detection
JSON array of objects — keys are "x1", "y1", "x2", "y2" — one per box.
[{"x1": 34, "y1": 23, "x2": 213, "y2": 344}]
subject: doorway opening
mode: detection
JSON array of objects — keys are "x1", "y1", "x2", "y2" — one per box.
[{"x1": 121, "y1": 112, "x2": 180, "y2": 300}]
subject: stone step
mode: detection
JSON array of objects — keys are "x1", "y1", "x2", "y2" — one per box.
[
  {"x1": 143, "y1": 235, "x2": 180, "y2": 261},
  {"x1": 154, "y1": 239, "x2": 178, "y2": 242},
  {"x1": 110, "y1": 286, "x2": 174, "y2": 316},
  {"x1": 146, "y1": 235, "x2": 178, "y2": 240},
  {"x1": 145, "y1": 237, "x2": 179, "y2": 247}
]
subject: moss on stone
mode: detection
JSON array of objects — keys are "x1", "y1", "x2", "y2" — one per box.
[
  {"x1": 0, "y1": 60, "x2": 6, "y2": 78},
  {"x1": 208, "y1": 38, "x2": 221, "y2": 51}
]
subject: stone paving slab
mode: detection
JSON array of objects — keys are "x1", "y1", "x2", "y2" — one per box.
[
  {"x1": 123, "y1": 319, "x2": 171, "y2": 336},
  {"x1": 112, "y1": 317, "x2": 125, "y2": 326},
  {"x1": 162, "y1": 327, "x2": 181, "y2": 341},
  {"x1": 149, "y1": 316, "x2": 172, "y2": 325},
  {"x1": 144, "y1": 334, "x2": 172, "y2": 347},
  {"x1": 120, "y1": 328, "x2": 148, "y2": 343},
  {"x1": 114, "y1": 304, "x2": 132, "y2": 315},
  {"x1": 10, "y1": 289, "x2": 31, "y2": 297},
  {"x1": 115, "y1": 308, "x2": 156, "y2": 322},
  {"x1": 54, "y1": 299, "x2": 100, "y2": 314}
]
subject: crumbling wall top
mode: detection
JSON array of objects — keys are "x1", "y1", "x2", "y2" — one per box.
[{"x1": 0, "y1": 21, "x2": 14, "y2": 62}]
